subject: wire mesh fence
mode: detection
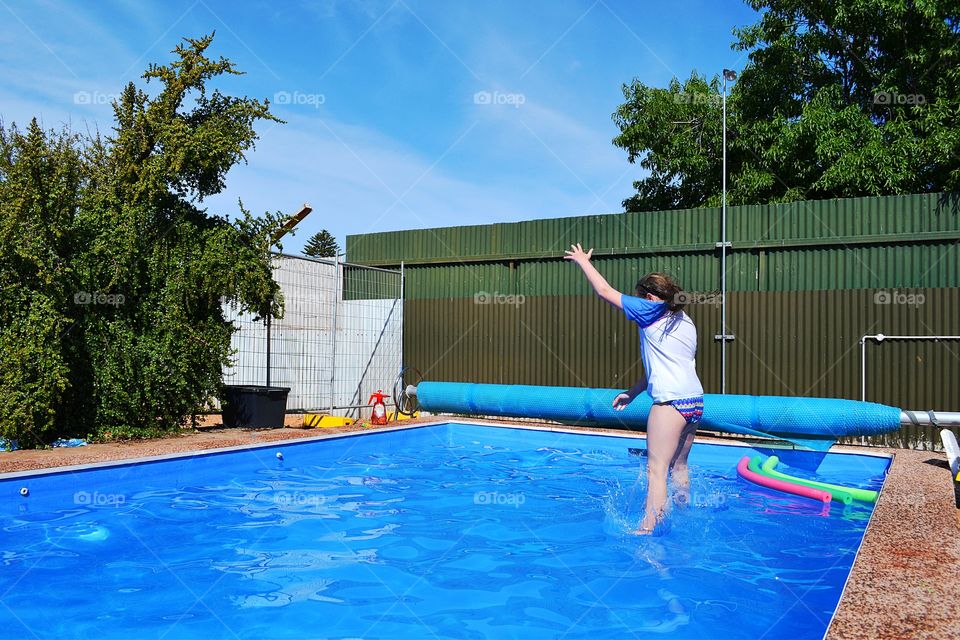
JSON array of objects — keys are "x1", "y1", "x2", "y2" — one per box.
[{"x1": 222, "y1": 253, "x2": 403, "y2": 417}]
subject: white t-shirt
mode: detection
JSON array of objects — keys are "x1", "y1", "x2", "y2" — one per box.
[{"x1": 621, "y1": 295, "x2": 704, "y2": 403}]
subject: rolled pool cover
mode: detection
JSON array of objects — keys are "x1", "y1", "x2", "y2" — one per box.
[
  {"x1": 416, "y1": 382, "x2": 903, "y2": 442},
  {"x1": 737, "y1": 456, "x2": 832, "y2": 503},
  {"x1": 760, "y1": 456, "x2": 877, "y2": 504}
]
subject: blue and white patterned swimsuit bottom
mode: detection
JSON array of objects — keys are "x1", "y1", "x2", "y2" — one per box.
[{"x1": 657, "y1": 396, "x2": 704, "y2": 425}]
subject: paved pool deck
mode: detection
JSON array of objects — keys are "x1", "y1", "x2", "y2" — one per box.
[{"x1": 1, "y1": 416, "x2": 957, "y2": 639}]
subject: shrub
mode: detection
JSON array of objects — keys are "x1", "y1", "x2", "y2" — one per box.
[{"x1": 0, "y1": 34, "x2": 284, "y2": 446}]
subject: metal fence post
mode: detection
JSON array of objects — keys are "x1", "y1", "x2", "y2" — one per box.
[
  {"x1": 400, "y1": 261, "x2": 405, "y2": 372},
  {"x1": 329, "y1": 254, "x2": 341, "y2": 412},
  {"x1": 265, "y1": 311, "x2": 271, "y2": 387}
]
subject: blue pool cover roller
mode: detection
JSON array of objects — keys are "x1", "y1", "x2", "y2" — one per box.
[{"x1": 416, "y1": 382, "x2": 902, "y2": 449}]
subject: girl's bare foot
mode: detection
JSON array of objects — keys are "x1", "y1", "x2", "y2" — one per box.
[
  {"x1": 672, "y1": 466, "x2": 691, "y2": 507},
  {"x1": 636, "y1": 510, "x2": 661, "y2": 535}
]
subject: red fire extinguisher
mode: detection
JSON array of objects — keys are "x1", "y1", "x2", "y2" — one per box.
[{"x1": 368, "y1": 390, "x2": 389, "y2": 425}]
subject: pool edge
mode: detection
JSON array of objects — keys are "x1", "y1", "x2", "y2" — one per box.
[
  {"x1": 0, "y1": 422, "x2": 436, "y2": 480},
  {"x1": 0, "y1": 417, "x2": 893, "y2": 481}
]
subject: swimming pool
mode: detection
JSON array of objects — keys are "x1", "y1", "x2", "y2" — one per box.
[{"x1": 0, "y1": 422, "x2": 889, "y2": 639}]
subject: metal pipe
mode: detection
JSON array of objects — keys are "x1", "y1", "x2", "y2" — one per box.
[
  {"x1": 721, "y1": 73, "x2": 727, "y2": 394},
  {"x1": 265, "y1": 312, "x2": 271, "y2": 387},
  {"x1": 329, "y1": 254, "x2": 342, "y2": 413},
  {"x1": 271, "y1": 250, "x2": 401, "y2": 274},
  {"x1": 400, "y1": 260, "x2": 405, "y2": 375},
  {"x1": 862, "y1": 335, "x2": 960, "y2": 341},
  {"x1": 860, "y1": 334, "x2": 960, "y2": 401},
  {"x1": 334, "y1": 260, "x2": 401, "y2": 274},
  {"x1": 860, "y1": 336, "x2": 867, "y2": 401},
  {"x1": 326, "y1": 402, "x2": 399, "y2": 411},
  {"x1": 900, "y1": 411, "x2": 960, "y2": 427},
  {"x1": 717, "y1": 69, "x2": 737, "y2": 393}
]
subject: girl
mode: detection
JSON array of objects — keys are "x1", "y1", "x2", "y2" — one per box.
[{"x1": 564, "y1": 243, "x2": 704, "y2": 534}]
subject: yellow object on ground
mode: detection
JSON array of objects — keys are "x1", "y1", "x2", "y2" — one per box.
[
  {"x1": 303, "y1": 414, "x2": 356, "y2": 428},
  {"x1": 389, "y1": 410, "x2": 419, "y2": 422}
]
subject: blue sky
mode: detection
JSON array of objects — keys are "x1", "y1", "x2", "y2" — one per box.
[{"x1": 0, "y1": 0, "x2": 758, "y2": 254}]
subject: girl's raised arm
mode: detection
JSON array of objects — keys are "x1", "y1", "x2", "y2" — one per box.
[{"x1": 563, "y1": 243, "x2": 623, "y2": 309}]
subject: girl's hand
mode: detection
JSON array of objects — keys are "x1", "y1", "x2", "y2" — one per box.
[
  {"x1": 612, "y1": 392, "x2": 632, "y2": 411},
  {"x1": 563, "y1": 243, "x2": 593, "y2": 265}
]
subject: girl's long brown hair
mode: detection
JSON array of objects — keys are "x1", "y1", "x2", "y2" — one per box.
[{"x1": 636, "y1": 272, "x2": 684, "y2": 312}]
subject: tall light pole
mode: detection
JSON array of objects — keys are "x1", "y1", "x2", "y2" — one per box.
[{"x1": 718, "y1": 68, "x2": 737, "y2": 394}]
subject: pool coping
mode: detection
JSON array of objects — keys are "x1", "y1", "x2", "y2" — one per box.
[
  {"x1": 0, "y1": 417, "x2": 894, "y2": 480},
  {"x1": 0, "y1": 416, "x2": 955, "y2": 639},
  {"x1": 0, "y1": 422, "x2": 420, "y2": 480}
]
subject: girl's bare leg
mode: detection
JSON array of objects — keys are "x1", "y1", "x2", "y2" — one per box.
[
  {"x1": 638, "y1": 404, "x2": 687, "y2": 533},
  {"x1": 669, "y1": 424, "x2": 697, "y2": 506}
]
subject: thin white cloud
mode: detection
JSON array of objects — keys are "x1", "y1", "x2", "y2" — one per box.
[
  {"x1": 1, "y1": 0, "x2": 653, "y2": 258},
  {"x1": 204, "y1": 109, "x2": 597, "y2": 253}
]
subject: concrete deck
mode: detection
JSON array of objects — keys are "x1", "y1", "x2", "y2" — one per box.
[{"x1": 1, "y1": 417, "x2": 956, "y2": 639}]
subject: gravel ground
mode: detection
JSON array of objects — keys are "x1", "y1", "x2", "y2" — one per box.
[
  {"x1": 1, "y1": 416, "x2": 956, "y2": 638},
  {"x1": 825, "y1": 447, "x2": 960, "y2": 639}
]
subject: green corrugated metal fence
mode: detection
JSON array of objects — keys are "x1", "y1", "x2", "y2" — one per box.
[
  {"x1": 347, "y1": 193, "x2": 960, "y2": 448},
  {"x1": 349, "y1": 192, "x2": 959, "y2": 272}
]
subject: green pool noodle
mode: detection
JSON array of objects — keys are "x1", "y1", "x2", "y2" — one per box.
[
  {"x1": 749, "y1": 456, "x2": 852, "y2": 505},
  {"x1": 748, "y1": 456, "x2": 855, "y2": 504},
  {"x1": 760, "y1": 456, "x2": 878, "y2": 504},
  {"x1": 745, "y1": 455, "x2": 841, "y2": 500}
]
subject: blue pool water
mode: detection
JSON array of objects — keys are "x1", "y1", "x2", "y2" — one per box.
[{"x1": 0, "y1": 423, "x2": 889, "y2": 639}]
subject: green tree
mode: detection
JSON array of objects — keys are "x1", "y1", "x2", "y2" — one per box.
[
  {"x1": 613, "y1": 0, "x2": 960, "y2": 211},
  {"x1": 303, "y1": 229, "x2": 339, "y2": 258},
  {"x1": 0, "y1": 34, "x2": 285, "y2": 446},
  {"x1": 0, "y1": 121, "x2": 81, "y2": 445}
]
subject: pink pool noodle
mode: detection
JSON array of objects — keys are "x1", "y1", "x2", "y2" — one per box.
[{"x1": 736, "y1": 456, "x2": 831, "y2": 503}]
